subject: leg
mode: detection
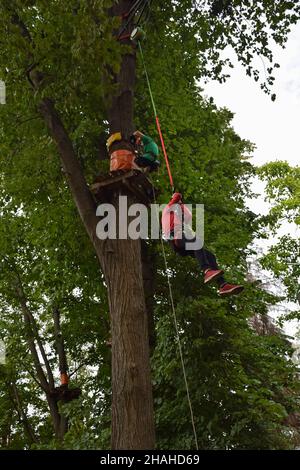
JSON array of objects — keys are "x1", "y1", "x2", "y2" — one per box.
[
  {"x1": 197, "y1": 248, "x2": 244, "y2": 295},
  {"x1": 135, "y1": 152, "x2": 158, "y2": 169},
  {"x1": 193, "y1": 247, "x2": 226, "y2": 286},
  {"x1": 172, "y1": 236, "x2": 243, "y2": 295},
  {"x1": 170, "y1": 239, "x2": 190, "y2": 257}
]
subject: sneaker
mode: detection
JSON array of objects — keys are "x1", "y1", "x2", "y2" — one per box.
[
  {"x1": 204, "y1": 269, "x2": 224, "y2": 284},
  {"x1": 219, "y1": 284, "x2": 244, "y2": 296}
]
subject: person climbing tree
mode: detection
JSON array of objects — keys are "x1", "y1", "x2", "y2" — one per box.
[
  {"x1": 133, "y1": 130, "x2": 160, "y2": 170},
  {"x1": 162, "y1": 192, "x2": 244, "y2": 296}
]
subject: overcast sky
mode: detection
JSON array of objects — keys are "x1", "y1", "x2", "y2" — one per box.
[
  {"x1": 202, "y1": 23, "x2": 300, "y2": 337},
  {"x1": 203, "y1": 23, "x2": 300, "y2": 168}
]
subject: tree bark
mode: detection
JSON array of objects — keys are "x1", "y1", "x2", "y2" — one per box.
[
  {"x1": 105, "y1": 194, "x2": 155, "y2": 449},
  {"x1": 52, "y1": 307, "x2": 68, "y2": 379},
  {"x1": 141, "y1": 241, "x2": 156, "y2": 350},
  {"x1": 104, "y1": 1, "x2": 155, "y2": 449}
]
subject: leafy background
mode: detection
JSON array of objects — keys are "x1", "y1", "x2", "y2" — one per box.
[{"x1": 0, "y1": 0, "x2": 299, "y2": 449}]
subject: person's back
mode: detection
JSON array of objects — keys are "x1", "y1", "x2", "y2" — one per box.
[
  {"x1": 162, "y1": 192, "x2": 192, "y2": 240},
  {"x1": 134, "y1": 131, "x2": 160, "y2": 170}
]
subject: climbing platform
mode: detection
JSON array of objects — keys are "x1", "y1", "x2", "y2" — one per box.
[
  {"x1": 50, "y1": 385, "x2": 81, "y2": 403},
  {"x1": 90, "y1": 169, "x2": 156, "y2": 205}
]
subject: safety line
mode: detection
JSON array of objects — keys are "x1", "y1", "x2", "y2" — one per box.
[{"x1": 138, "y1": 41, "x2": 174, "y2": 191}]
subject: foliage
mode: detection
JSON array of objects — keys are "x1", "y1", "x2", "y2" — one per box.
[
  {"x1": 0, "y1": 0, "x2": 299, "y2": 450},
  {"x1": 258, "y1": 162, "x2": 300, "y2": 311}
]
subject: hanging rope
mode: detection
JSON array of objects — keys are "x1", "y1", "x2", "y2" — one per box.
[
  {"x1": 138, "y1": 41, "x2": 174, "y2": 192},
  {"x1": 135, "y1": 14, "x2": 198, "y2": 448},
  {"x1": 118, "y1": 0, "x2": 150, "y2": 40},
  {"x1": 152, "y1": 187, "x2": 199, "y2": 450}
]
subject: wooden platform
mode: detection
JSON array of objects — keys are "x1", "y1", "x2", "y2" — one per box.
[{"x1": 90, "y1": 169, "x2": 156, "y2": 205}]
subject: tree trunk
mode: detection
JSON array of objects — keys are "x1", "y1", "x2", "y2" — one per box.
[
  {"x1": 141, "y1": 241, "x2": 156, "y2": 350},
  {"x1": 103, "y1": 0, "x2": 155, "y2": 449},
  {"x1": 52, "y1": 307, "x2": 70, "y2": 440},
  {"x1": 104, "y1": 195, "x2": 155, "y2": 449}
]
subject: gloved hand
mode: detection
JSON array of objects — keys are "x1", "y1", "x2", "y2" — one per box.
[
  {"x1": 171, "y1": 192, "x2": 182, "y2": 203},
  {"x1": 134, "y1": 130, "x2": 144, "y2": 141}
]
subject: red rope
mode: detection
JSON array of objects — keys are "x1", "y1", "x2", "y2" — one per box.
[{"x1": 155, "y1": 115, "x2": 174, "y2": 190}]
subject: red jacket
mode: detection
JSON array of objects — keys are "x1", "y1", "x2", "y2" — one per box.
[{"x1": 162, "y1": 193, "x2": 192, "y2": 239}]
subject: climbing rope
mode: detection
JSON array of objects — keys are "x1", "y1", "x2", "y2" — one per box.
[
  {"x1": 118, "y1": 0, "x2": 150, "y2": 40},
  {"x1": 138, "y1": 41, "x2": 175, "y2": 192},
  {"x1": 152, "y1": 187, "x2": 199, "y2": 450}
]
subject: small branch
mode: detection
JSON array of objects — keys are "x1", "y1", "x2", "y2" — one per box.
[
  {"x1": 13, "y1": 115, "x2": 41, "y2": 128},
  {"x1": 69, "y1": 362, "x2": 87, "y2": 379},
  {"x1": 24, "y1": 365, "x2": 49, "y2": 394}
]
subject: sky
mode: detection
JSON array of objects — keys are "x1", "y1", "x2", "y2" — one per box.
[
  {"x1": 203, "y1": 24, "x2": 300, "y2": 168},
  {"x1": 202, "y1": 23, "x2": 300, "y2": 337}
]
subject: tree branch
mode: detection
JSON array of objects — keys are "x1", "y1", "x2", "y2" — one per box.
[
  {"x1": 38, "y1": 98, "x2": 104, "y2": 257},
  {"x1": 9, "y1": 381, "x2": 38, "y2": 444},
  {"x1": 52, "y1": 307, "x2": 68, "y2": 379},
  {"x1": 8, "y1": 265, "x2": 52, "y2": 391}
]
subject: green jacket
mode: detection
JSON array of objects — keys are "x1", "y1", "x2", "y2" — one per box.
[{"x1": 142, "y1": 135, "x2": 159, "y2": 157}]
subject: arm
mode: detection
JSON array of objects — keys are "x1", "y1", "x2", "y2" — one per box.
[
  {"x1": 167, "y1": 192, "x2": 182, "y2": 208},
  {"x1": 141, "y1": 134, "x2": 153, "y2": 145},
  {"x1": 133, "y1": 130, "x2": 153, "y2": 145}
]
